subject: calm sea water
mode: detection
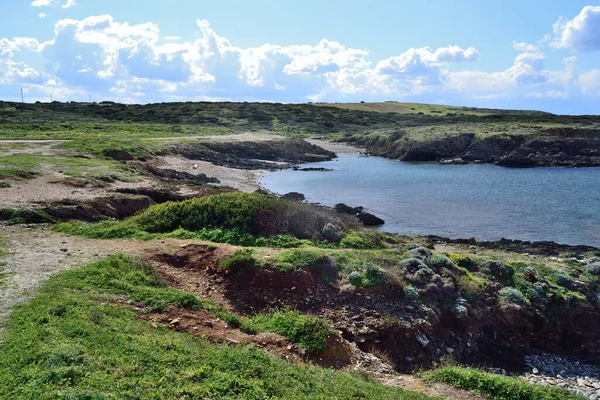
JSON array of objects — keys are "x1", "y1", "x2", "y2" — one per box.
[{"x1": 261, "y1": 154, "x2": 600, "y2": 247}]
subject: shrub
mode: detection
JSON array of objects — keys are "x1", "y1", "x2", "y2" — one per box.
[
  {"x1": 551, "y1": 269, "x2": 575, "y2": 289},
  {"x1": 404, "y1": 285, "x2": 419, "y2": 301},
  {"x1": 585, "y1": 262, "x2": 600, "y2": 276},
  {"x1": 407, "y1": 246, "x2": 432, "y2": 261},
  {"x1": 398, "y1": 258, "x2": 431, "y2": 274},
  {"x1": 218, "y1": 249, "x2": 258, "y2": 274},
  {"x1": 498, "y1": 287, "x2": 529, "y2": 305},
  {"x1": 348, "y1": 271, "x2": 362, "y2": 287},
  {"x1": 449, "y1": 254, "x2": 478, "y2": 271},
  {"x1": 430, "y1": 254, "x2": 457, "y2": 271},
  {"x1": 451, "y1": 304, "x2": 468, "y2": 318},
  {"x1": 243, "y1": 310, "x2": 333, "y2": 353},
  {"x1": 339, "y1": 230, "x2": 385, "y2": 249},
  {"x1": 481, "y1": 260, "x2": 514, "y2": 282},
  {"x1": 275, "y1": 248, "x2": 330, "y2": 272}
]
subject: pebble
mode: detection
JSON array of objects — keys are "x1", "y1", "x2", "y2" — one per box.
[{"x1": 523, "y1": 354, "x2": 600, "y2": 399}]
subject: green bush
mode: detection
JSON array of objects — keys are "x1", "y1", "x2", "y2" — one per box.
[
  {"x1": 498, "y1": 287, "x2": 530, "y2": 306},
  {"x1": 242, "y1": 310, "x2": 333, "y2": 354},
  {"x1": 430, "y1": 254, "x2": 457, "y2": 271},
  {"x1": 339, "y1": 230, "x2": 385, "y2": 249},
  {"x1": 219, "y1": 249, "x2": 258, "y2": 274},
  {"x1": 131, "y1": 192, "x2": 352, "y2": 241},
  {"x1": 426, "y1": 366, "x2": 584, "y2": 400},
  {"x1": 274, "y1": 248, "x2": 330, "y2": 272},
  {"x1": 449, "y1": 254, "x2": 479, "y2": 271}
]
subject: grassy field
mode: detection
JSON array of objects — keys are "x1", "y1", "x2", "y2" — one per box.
[
  {"x1": 0, "y1": 254, "x2": 435, "y2": 399},
  {"x1": 311, "y1": 101, "x2": 496, "y2": 116}
]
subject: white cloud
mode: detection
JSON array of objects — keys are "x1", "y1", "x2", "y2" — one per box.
[
  {"x1": 62, "y1": 0, "x2": 76, "y2": 8},
  {"x1": 38, "y1": 13, "x2": 48, "y2": 18},
  {"x1": 31, "y1": 0, "x2": 52, "y2": 6},
  {"x1": 578, "y1": 69, "x2": 600, "y2": 94},
  {"x1": 512, "y1": 41, "x2": 538, "y2": 52},
  {"x1": 3, "y1": 14, "x2": 600, "y2": 105},
  {"x1": 552, "y1": 6, "x2": 600, "y2": 51}
]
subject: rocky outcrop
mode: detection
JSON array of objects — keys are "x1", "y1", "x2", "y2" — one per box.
[
  {"x1": 496, "y1": 137, "x2": 600, "y2": 167},
  {"x1": 342, "y1": 129, "x2": 600, "y2": 167},
  {"x1": 282, "y1": 192, "x2": 305, "y2": 201},
  {"x1": 334, "y1": 203, "x2": 384, "y2": 226},
  {"x1": 43, "y1": 195, "x2": 154, "y2": 221},
  {"x1": 171, "y1": 138, "x2": 336, "y2": 170}
]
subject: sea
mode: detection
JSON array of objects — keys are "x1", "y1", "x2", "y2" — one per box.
[{"x1": 261, "y1": 153, "x2": 600, "y2": 247}]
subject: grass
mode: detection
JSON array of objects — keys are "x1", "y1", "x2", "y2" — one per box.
[
  {"x1": 242, "y1": 310, "x2": 334, "y2": 354},
  {"x1": 0, "y1": 253, "x2": 435, "y2": 399},
  {"x1": 0, "y1": 154, "x2": 139, "y2": 183},
  {"x1": 425, "y1": 366, "x2": 585, "y2": 400},
  {"x1": 0, "y1": 235, "x2": 13, "y2": 288}
]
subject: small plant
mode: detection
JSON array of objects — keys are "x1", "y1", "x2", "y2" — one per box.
[
  {"x1": 430, "y1": 254, "x2": 457, "y2": 271},
  {"x1": 348, "y1": 271, "x2": 362, "y2": 287},
  {"x1": 398, "y1": 258, "x2": 431, "y2": 274},
  {"x1": 404, "y1": 285, "x2": 419, "y2": 301},
  {"x1": 551, "y1": 269, "x2": 575, "y2": 289},
  {"x1": 585, "y1": 262, "x2": 600, "y2": 276},
  {"x1": 407, "y1": 246, "x2": 432, "y2": 261},
  {"x1": 242, "y1": 309, "x2": 333, "y2": 354},
  {"x1": 449, "y1": 254, "x2": 479, "y2": 271},
  {"x1": 481, "y1": 260, "x2": 514, "y2": 282},
  {"x1": 498, "y1": 287, "x2": 529, "y2": 306},
  {"x1": 218, "y1": 249, "x2": 257, "y2": 274},
  {"x1": 451, "y1": 304, "x2": 468, "y2": 318}
]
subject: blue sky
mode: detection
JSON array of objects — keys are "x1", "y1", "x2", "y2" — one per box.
[{"x1": 1, "y1": 1, "x2": 600, "y2": 114}]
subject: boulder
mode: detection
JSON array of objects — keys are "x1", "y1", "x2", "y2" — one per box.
[
  {"x1": 282, "y1": 192, "x2": 305, "y2": 201},
  {"x1": 357, "y1": 213, "x2": 385, "y2": 226}
]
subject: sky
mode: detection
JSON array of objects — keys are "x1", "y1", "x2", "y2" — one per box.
[{"x1": 1, "y1": 1, "x2": 600, "y2": 114}]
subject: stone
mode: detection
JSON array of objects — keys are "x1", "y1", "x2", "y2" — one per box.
[
  {"x1": 357, "y1": 212, "x2": 385, "y2": 226},
  {"x1": 282, "y1": 192, "x2": 305, "y2": 201}
]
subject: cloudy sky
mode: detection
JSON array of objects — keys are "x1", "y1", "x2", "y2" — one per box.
[{"x1": 1, "y1": 0, "x2": 600, "y2": 114}]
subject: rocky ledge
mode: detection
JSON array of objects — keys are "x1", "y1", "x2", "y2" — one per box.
[{"x1": 343, "y1": 128, "x2": 600, "y2": 168}]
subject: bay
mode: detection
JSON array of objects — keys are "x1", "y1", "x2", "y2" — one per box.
[{"x1": 261, "y1": 154, "x2": 600, "y2": 247}]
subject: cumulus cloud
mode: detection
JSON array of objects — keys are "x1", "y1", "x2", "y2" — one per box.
[
  {"x1": 578, "y1": 69, "x2": 600, "y2": 94},
  {"x1": 552, "y1": 6, "x2": 600, "y2": 51},
  {"x1": 512, "y1": 41, "x2": 538, "y2": 52},
  {"x1": 1, "y1": 14, "x2": 600, "y2": 105},
  {"x1": 62, "y1": 0, "x2": 76, "y2": 8},
  {"x1": 31, "y1": 0, "x2": 52, "y2": 6},
  {"x1": 38, "y1": 13, "x2": 48, "y2": 18}
]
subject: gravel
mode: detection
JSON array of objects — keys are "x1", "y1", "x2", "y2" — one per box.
[{"x1": 524, "y1": 354, "x2": 600, "y2": 399}]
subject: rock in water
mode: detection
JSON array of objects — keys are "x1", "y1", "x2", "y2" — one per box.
[
  {"x1": 282, "y1": 192, "x2": 305, "y2": 201},
  {"x1": 357, "y1": 213, "x2": 385, "y2": 226}
]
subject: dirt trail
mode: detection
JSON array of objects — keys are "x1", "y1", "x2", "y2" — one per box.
[{"x1": 0, "y1": 225, "x2": 212, "y2": 329}]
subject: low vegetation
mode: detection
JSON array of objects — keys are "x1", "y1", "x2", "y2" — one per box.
[
  {"x1": 0, "y1": 254, "x2": 433, "y2": 399},
  {"x1": 426, "y1": 366, "x2": 585, "y2": 400},
  {"x1": 52, "y1": 192, "x2": 396, "y2": 250}
]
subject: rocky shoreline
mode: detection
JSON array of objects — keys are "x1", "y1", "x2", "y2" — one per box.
[
  {"x1": 523, "y1": 354, "x2": 600, "y2": 399},
  {"x1": 341, "y1": 128, "x2": 600, "y2": 168}
]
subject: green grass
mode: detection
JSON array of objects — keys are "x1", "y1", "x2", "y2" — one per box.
[
  {"x1": 0, "y1": 154, "x2": 139, "y2": 183},
  {"x1": 425, "y1": 366, "x2": 585, "y2": 400},
  {"x1": 0, "y1": 254, "x2": 435, "y2": 399},
  {"x1": 51, "y1": 192, "x2": 392, "y2": 250},
  {"x1": 0, "y1": 235, "x2": 13, "y2": 288},
  {"x1": 242, "y1": 310, "x2": 333, "y2": 354}
]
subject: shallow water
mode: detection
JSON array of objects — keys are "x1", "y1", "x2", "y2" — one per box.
[{"x1": 261, "y1": 154, "x2": 600, "y2": 247}]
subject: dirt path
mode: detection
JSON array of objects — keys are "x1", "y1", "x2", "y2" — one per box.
[
  {"x1": 0, "y1": 225, "x2": 212, "y2": 330},
  {"x1": 380, "y1": 374, "x2": 485, "y2": 400}
]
